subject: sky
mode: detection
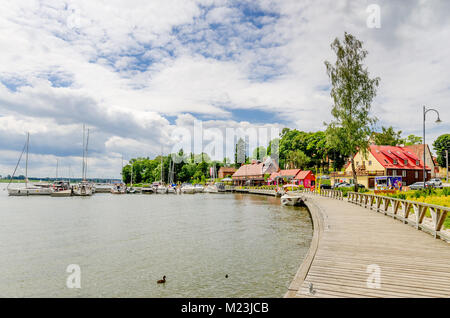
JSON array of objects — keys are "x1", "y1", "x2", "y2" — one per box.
[{"x1": 0, "y1": 0, "x2": 449, "y2": 178}]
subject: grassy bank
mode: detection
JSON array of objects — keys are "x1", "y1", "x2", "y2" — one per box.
[{"x1": 0, "y1": 179, "x2": 41, "y2": 183}]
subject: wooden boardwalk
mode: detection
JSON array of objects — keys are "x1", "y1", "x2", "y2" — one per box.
[{"x1": 286, "y1": 193, "x2": 450, "y2": 298}]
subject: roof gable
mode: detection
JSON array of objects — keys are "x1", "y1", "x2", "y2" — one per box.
[{"x1": 369, "y1": 145, "x2": 429, "y2": 170}]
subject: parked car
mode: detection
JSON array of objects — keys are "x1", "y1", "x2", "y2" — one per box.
[
  {"x1": 336, "y1": 183, "x2": 352, "y2": 188},
  {"x1": 332, "y1": 182, "x2": 343, "y2": 189},
  {"x1": 320, "y1": 184, "x2": 332, "y2": 189},
  {"x1": 410, "y1": 182, "x2": 426, "y2": 190},
  {"x1": 427, "y1": 178, "x2": 443, "y2": 188}
]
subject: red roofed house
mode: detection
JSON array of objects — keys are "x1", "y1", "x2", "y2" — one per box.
[
  {"x1": 331, "y1": 145, "x2": 431, "y2": 188},
  {"x1": 294, "y1": 170, "x2": 316, "y2": 188},
  {"x1": 268, "y1": 169, "x2": 301, "y2": 185},
  {"x1": 232, "y1": 158, "x2": 279, "y2": 186}
]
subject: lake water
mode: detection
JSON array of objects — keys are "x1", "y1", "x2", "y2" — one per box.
[{"x1": 0, "y1": 184, "x2": 312, "y2": 297}]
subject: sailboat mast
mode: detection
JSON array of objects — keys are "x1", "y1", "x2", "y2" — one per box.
[
  {"x1": 25, "y1": 132, "x2": 29, "y2": 187},
  {"x1": 160, "y1": 155, "x2": 163, "y2": 184},
  {"x1": 85, "y1": 128, "x2": 90, "y2": 180},
  {"x1": 82, "y1": 124, "x2": 85, "y2": 181},
  {"x1": 56, "y1": 159, "x2": 59, "y2": 180}
]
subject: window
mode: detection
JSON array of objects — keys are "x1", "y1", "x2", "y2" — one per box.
[
  {"x1": 415, "y1": 171, "x2": 419, "y2": 179},
  {"x1": 402, "y1": 170, "x2": 406, "y2": 177},
  {"x1": 368, "y1": 161, "x2": 372, "y2": 166},
  {"x1": 393, "y1": 159, "x2": 398, "y2": 165},
  {"x1": 393, "y1": 170, "x2": 397, "y2": 176},
  {"x1": 356, "y1": 161, "x2": 359, "y2": 166},
  {"x1": 416, "y1": 160, "x2": 420, "y2": 166},
  {"x1": 404, "y1": 160, "x2": 408, "y2": 165}
]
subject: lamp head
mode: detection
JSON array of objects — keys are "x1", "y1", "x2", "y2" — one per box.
[{"x1": 436, "y1": 117, "x2": 442, "y2": 124}]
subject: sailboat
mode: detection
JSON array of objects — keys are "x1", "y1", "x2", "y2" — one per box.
[
  {"x1": 204, "y1": 165, "x2": 219, "y2": 193},
  {"x1": 167, "y1": 157, "x2": 177, "y2": 193},
  {"x1": 73, "y1": 125, "x2": 94, "y2": 196},
  {"x1": 7, "y1": 133, "x2": 52, "y2": 196},
  {"x1": 155, "y1": 155, "x2": 168, "y2": 194},
  {"x1": 51, "y1": 159, "x2": 71, "y2": 197},
  {"x1": 127, "y1": 163, "x2": 137, "y2": 194},
  {"x1": 112, "y1": 156, "x2": 127, "y2": 194}
]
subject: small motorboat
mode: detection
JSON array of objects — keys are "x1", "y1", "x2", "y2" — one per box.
[
  {"x1": 127, "y1": 187, "x2": 137, "y2": 194},
  {"x1": 141, "y1": 187, "x2": 154, "y2": 194},
  {"x1": 111, "y1": 183, "x2": 127, "y2": 194},
  {"x1": 281, "y1": 194, "x2": 304, "y2": 206},
  {"x1": 181, "y1": 184, "x2": 196, "y2": 194},
  {"x1": 204, "y1": 184, "x2": 218, "y2": 193},
  {"x1": 51, "y1": 181, "x2": 72, "y2": 197}
]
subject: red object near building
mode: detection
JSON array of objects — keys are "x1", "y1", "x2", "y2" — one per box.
[{"x1": 294, "y1": 170, "x2": 316, "y2": 188}]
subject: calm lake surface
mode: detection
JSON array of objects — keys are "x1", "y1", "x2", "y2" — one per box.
[{"x1": 0, "y1": 184, "x2": 312, "y2": 297}]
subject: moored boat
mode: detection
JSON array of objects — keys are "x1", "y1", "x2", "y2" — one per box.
[
  {"x1": 194, "y1": 184, "x2": 204, "y2": 193},
  {"x1": 141, "y1": 187, "x2": 154, "y2": 194},
  {"x1": 7, "y1": 133, "x2": 52, "y2": 196},
  {"x1": 73, "y1": 181, "x2": 93, "y2": 196},
  {"x1": 156, "y1": 185, "x2": 168, "y2": 194},
  {"x1": 111, "y1": 182, "x2": 127, "y2": 194},
  {"x1": 181, "y1": 183, "x2": 196, "y2": 194},
  {"x1": 281, "y1": 194, "x2": 304, "y2": 206},
  {"x1": 204, "y1": 184, "x2": 218, "y2": 193},
  {"x1": 51, "y1": 181, "x2": 71, "y2": 197}
]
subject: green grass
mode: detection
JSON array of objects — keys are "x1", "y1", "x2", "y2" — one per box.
[
  {"x1": 444, "y1": 217, "x2": 450, "y2": 230},
  {"x1": 0, "y1": 179, "x2": 41, "y2": 183}
]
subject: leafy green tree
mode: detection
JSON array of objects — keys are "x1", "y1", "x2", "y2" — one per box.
[
  {"x1": 122, "y1": 165, "x2": 131, "y2": 183},
  {"x1": 286, "y1": 150, "x2": 310, "y2": 169},
  {"x1": 403, "y1": 134, "x2": 422, "y2": 146},
  {"x1": 374, "y1": 126, "x2": 402, "y2": 146},
  {"x1": 433, "y1": 134, "x2": 450, "y2": 167},
  {"x1": 324, "y1": 32, "x2": 380, "y2": 191}
]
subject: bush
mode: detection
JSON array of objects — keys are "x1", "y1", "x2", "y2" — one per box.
[{"x1": 336, "y1": 187, "x2": 353, "y2": 197}]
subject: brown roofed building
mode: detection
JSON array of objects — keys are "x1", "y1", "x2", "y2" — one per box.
[
  {"x1": 232, "y1": 158, "x2": 279, "y2": 186},
  {"x1": 218, "y1": 167, "x2": 237, "y2": 179}
]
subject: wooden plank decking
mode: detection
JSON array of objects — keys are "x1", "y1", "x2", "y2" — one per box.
[{"x1": 286, "y1": 193, "x2": 450, "y2": 298}]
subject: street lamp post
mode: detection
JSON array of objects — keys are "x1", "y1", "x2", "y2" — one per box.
[
  {"x1": 446, "y1": 149, "x2": 449, "y2": 183},
  {"x1": 423, "y1": 106, "x2": 441, "y2": 185}
]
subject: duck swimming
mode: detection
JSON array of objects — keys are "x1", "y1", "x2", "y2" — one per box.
[{"x1": 157, "y1": 275, "x2": 166, "y2": 284}]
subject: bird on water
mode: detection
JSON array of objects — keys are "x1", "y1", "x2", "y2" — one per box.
[{"x1": 157, "y1": 276, "x2": 166, "y2": 284}]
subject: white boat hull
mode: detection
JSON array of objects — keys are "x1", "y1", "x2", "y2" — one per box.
[
  {"x1": 204, "y1": 185, "x2": 219, "y2": 193},
  {"x1": 281, "y1": 194, "x2": 303, "y2": 206},
  {"x1": 8, "y1": 187, "x2": 52, "y2": 196},
  {"x1": 141, "y1": 188, "x2": 154, "y2": 194},
  {"x1": 73, "y1": 184, "x2": 93, "y2": 196},
  {"x1": 156, "y1": 187, "x2": 168, "y2": 194},
  {"x1": 51, "y1": 189, "x2": 72, "y2": 197},
  {"x1": 181, "y1": 187, "x2": 196, "y2": 194},
  {"x1": 194, "y1": 186, "x2": 204, "y2": 193}
]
